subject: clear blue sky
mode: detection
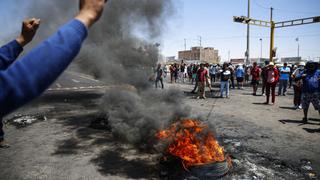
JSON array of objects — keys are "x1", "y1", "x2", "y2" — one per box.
[
  {"x1": 1, "y1": 0, "x2": 319, "y2": 62},
  {"x1": 162, "y1": 0, "x2": 320, "y2": 61}
]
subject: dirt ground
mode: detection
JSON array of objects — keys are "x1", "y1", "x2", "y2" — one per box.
[{"x1": 0, "y1": 79, "x2": 319, "y2": 180}]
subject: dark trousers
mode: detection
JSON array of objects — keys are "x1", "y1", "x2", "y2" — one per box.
[
  {"x1": 0, "y1": 119, "x2": 4, "y2": 140},
  {"x1": 293, "y1": 85, "x2": 302, "y2": 106},
  {"x1": 155, "y1": 77, "x2": 164, "y2": 89},
  {"x1": 278, "y1": 80, "x2": 288, "y2": 95},
  {"x1": 210, "y1": 74, "x2": 216, "y2": 83},
  {"x1": 262, "y1": 80, "x2": 266, "y2": 94},
  {"x1": 266, "y1": 82, "x2": 276, "y2": 103},
  {"x1": 230, "y1": 76, "x2": 235, "y2": 89},
  {"x1": 192, "y1": 79, "x2": 199, "y2": 92}
]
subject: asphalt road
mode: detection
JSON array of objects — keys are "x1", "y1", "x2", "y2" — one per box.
[
  {"x1": 48, "y1": 71, "x2": 107, "y2": 91},
  {"x1": 0, "y1": 74, "x2": 319, "y2": 179}
]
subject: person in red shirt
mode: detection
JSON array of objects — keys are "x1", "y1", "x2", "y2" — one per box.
[
  {"x1": 197, "y1": 64, "x2": 208, "y2": 99},
  {"x1": 264, "y1": 62, "x2": 280, "y2": 105},
  {"x1": 169, "y1": 64, "x2": 175, "y2": 83},
  {"x1": 251, "y1": 62, "x2": 261, "y2": 96}
]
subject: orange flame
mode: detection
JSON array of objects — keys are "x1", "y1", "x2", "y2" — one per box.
[{"x1": 156, "y1": 119, "x2": 227, "y2": 167}]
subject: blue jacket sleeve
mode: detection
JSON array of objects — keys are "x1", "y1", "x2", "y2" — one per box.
[
  {"x1": 0, "y1": 40, "x2": 23, "y2": 70},
  {"x1": 0, "y1": 19, "x2": 88, "y2": 117}
]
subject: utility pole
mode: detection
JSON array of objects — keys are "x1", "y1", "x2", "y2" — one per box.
[
  {"x1": 260, "y1": 38, "x2": 263, "y2": 59},
  {"x1": 296, "y1": 37, "x2": 300, "y2": 58},
  {"x1": 245, "y1": 0, "x2": 250, "y2": 65},
  {"x1": 234, "y1": 10, "x2": 320, "y2": 64},
  {"x1": 184, "y1": 38, "x2": 187, "y2": 51},
  {"x1": 269, "y1": 7, "x2": 275, "y2": 63}
]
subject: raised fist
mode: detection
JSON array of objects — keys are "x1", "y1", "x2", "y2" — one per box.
[
  {"x1": 16, "y1": 18, "x2": 41, "y2": 47},
  {"x1": 76, "y1": 0, "x2": 107, "y2": 28}
]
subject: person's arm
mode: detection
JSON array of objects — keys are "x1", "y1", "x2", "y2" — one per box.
[
  {"x1": 0, "y1": 41, "x2": 23, "y2": 70},
  {"x1": 295, "y1": 70, "x2": 306, "y2": 81},
  {"x1": 0, "y1": 20, "x2": 87, "y2": 116},
  {"x1": 0, "y1": 0, "x2": 106, "y2": 117},
  {"x1": 275, "y1": 68, "x2": 280, "y2": 82},
  {"x1": 0, "y1": 18, "x2": 40, "y2": 70}
]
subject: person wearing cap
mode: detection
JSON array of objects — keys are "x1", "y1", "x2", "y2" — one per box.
[
  {"x1": 278, "y1": 62, "x2": 291, "y2": 96},
  {"x1": 291, "y1": 62, "x2": 305, "y2": 109},
  {"x1": 0, "y1": 0, "x2": 107, "y2": 148},
  {"x1": 264, "y1": 62, "x2": 280, "y2": 105},
  {"x1": 296, "y1": 61, "x2": 320, "y2": 123}
]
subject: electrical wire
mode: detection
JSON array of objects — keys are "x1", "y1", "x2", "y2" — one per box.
[{"x1": 253, "y1": 0, "x2": 320, "y2": 15}]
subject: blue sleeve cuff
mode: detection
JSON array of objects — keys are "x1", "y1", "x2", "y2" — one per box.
[
  {"x1": 10, "y1": 40, "x2": 24, "y2": 53},
  {"x1": 68, "y1": 19, "x2": 88, "y2": 42}
]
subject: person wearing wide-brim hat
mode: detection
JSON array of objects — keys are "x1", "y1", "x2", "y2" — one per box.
[{"x1": 263, "y1": 62, "x2": 280, "y2": 105}]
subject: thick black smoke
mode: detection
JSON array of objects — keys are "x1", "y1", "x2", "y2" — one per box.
[
  {"x1": 20, "y1": 0, "x2": 190, "y2": 147},
  {"x1": 79, "y1": 0, "x2": 191, "y2": 146}
]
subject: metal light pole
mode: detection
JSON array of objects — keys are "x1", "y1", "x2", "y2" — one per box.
[
  {"x1": 260, "y1": 38, "x2": 263, "y2": 60},
  {"x1": 246, "y1": 0, "x2": 250, "y2": 65},
  {"x1": 296, "y1": 37, "x2": 300, "y2": 58},
  {"x1": 269, "y1": 7, "x2": 275, "y2": 63}
]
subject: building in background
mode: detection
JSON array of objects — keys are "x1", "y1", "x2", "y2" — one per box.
[
  {"x1": 281, "y1": 57, "x2": 303, "y2": 64},
  {"x1": 250, "y1": 58, "x2": 270, "y2": 65},
  {"x1": 178, "y1": 47, "x2": 220, "y2": 64},
  {"x1": 230, "y1": 58, "x2": 245, "y2": 65}
]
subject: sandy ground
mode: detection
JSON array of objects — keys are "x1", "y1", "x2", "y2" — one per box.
[{"x1": 0, "y1": 78, "x2": 319, "y2": 180}]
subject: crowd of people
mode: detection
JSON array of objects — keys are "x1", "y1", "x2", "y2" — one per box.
[{"x1": 155, "y1": 60, "x2": 320, "y2": 123}]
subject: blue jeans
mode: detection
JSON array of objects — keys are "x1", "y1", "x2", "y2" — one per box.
[
  {"x1": 278, "y1": 79, "x2": 288, "y2": 95},
  {"x1": 0, "y1": 119, "x2": 4, "y2": 140},
  {"x1": 220, "y1": 81, "x2": 230, "y2": 97}
]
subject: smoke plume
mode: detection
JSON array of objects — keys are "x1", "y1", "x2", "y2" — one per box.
[{"x1": 14, "y1": 0, "x2": 190, "y2": 147}]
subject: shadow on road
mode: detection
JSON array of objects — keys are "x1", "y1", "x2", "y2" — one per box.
[
  {"x1": 279, "y1": 119, "x2": 319, "y2": 126},
  {"x1": 309, "y1": 118, "x2": 320, "y2": 122},
  {"x1": 252, "y1": 102, "x2": 267, "y2": 105},
  {"x1": 183, "y1": 90, "x2": 222, "y2": 99},
  {"x1": 279, "y1": 106, "x2": 297, "y2": 110},
  {"x1": 51, "y1": 112, "x2": 158, "y2": 178},
  {"x1": 90, "y1": 150, "x2": 157, "y2": 179},
  {"x1": 242, "y1": 93, "x2": 263, "y2": 96},
  {"x1": 303, "y1": 128, "x2": 320, "y2": 133},
  {"x1": 52, "y1": 113, "x2": 112, "y2": 155}
]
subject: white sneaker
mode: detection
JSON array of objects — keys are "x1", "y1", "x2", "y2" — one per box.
[{"x1": 298, "y1": 105, "x2": 302, "y2": 109}]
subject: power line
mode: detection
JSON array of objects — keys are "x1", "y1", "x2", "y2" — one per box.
[
  {"x1": 253, "y1": 0, "x2": 320, "y2": 15},
  {"x1": 273, "y1": 8, "x2": 320, "y2": 15},
  {"x1": 252, "y1": 0, "x2": 269, "y2": 10}
]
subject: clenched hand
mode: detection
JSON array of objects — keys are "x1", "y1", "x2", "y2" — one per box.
[
  {"x1": 16, "y1": 18, "x2": 41, "y2": 47},
  {"x1": 75, "y1": 0, "x2": 108, "y2": 28}
]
